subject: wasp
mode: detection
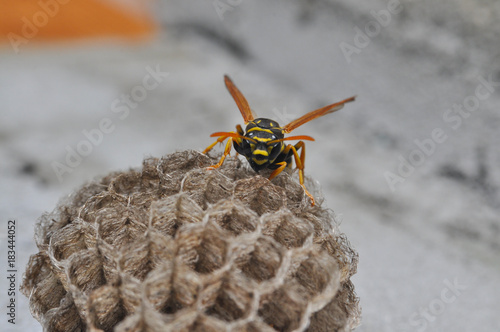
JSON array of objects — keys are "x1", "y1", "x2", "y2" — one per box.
[{"x1": 203, "y1": 75, "x2": 355, "y2": 206}]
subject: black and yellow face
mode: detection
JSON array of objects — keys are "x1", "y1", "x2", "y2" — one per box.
[{"x1": 241, "y1": 118, "x2": 285, "y2": 171}]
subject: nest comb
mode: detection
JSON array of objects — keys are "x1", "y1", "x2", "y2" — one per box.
[{"x1": 21, "y1": 150, "x2": 360, "y2": 332}]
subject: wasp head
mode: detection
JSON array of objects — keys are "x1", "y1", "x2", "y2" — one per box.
[{"x1": 242, "y1": 118, "x2": 285, "y2": 170}]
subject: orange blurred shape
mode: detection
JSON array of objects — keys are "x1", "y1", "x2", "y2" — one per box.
[{"x1": 0, "y1": 0, "x2": 156, "y2": 47}]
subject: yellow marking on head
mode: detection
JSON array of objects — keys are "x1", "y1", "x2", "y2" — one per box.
[
  {"x1": 270, "y1": 122, "x2": 274, "y2": 127},
  {"x1": 252, "y1": 158, "x2": 267, "y2": 165},
  {"x1": 253, "y1": 149, "x2": 269, "y2": 156},
  {"x1": 254, "y1": 137, "x2": 272, "y2": 142},
  {"x1": 256, "y1": 120, "x2": 261, "y2": 124},
  {"x1": 247, "y1": 127, "x2": 273, "y2": 134},
  {"x1": 267, "y1": 145, "x2": 274, "y2": 154}
]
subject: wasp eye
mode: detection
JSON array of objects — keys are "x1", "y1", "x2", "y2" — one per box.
[{"x1": 271, "y1": 135, "x2": 276, "y2": 140}]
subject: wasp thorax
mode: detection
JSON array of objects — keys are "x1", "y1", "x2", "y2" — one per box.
[{"x1": 22, "y1": 150, "x2": 360, "y2": 331}]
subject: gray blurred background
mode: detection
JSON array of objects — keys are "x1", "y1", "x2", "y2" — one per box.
[{"x1": 1, "y1": 0, "x2": 499, "y2": 331}]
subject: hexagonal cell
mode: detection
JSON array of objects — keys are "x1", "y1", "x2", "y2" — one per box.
[
  {"x1": 295, "y1": 209, "x2": 335, "y2": 238},
  {"x1": 207, "y1": 199, "x2": 259, "y2": 235},
  {"x1": 262, "y1": 210, "x2": 314, "y2": 249},
  {"x1": 210, "y1": 155, "x2": 247, "y2": 181},
  {"x1": 258, "y1": 282, "x2": 309, "y2": 332},
  {"x1": 157, "y1": 150, "x2": 213, "y2": 175},
  {"x1": 109, "y1": 171, "x2": 143, "y2": 196},
  {"x1": 204, "y1": 170, "x2": 236, "y2": 205},
  {"x1": 158, "y1": 170, "x2": 185, "y2": 197},
  {"x1": 234, "y1": 177, "x2": 286, "y2": 215},
  {"x1": 180, "y1": 168, "x2": 213, "y2": 209},
  {"x1": 145, "y1": 261, "x2": 201, "y2": 314},
  {"x1": 21, "y1": 252, "x2": 67, "y2": 320},
  {"x1": 87, "y1": 285, "x2": 127, "y2": 331},
  {"x1": 156, "y1": 152, "x2": 213, "y2": 196},
  {"x1": 308, "y1": 300, "x2": 347, "y2": 332},
  {"x1": 65, "y1": 181, "x2": 109, "y2": 216},
  {"x1": 114, "y1": 273, "x2": 142, "y2": 314},
  {"x1": 118, "y1": 231, "x2": 176, "y2": 281},
  {"x1": 35, "y1": 211, "x2": 73, "y2": 248},
  {"x1": 66, "y1": 249, "x2": 106, "y2": 295},
  {"x1": 237, "y1": 236, "x2": 284, "y2": 282},
  {"x1": 176, "y1": 223, "x2": 229, "y2": 274},
  {"x1": 94, "y1": 239, "x2": 119, "y2": 286},
  {"x1": 204, "y1": 271, "x2": 254, "y2": 322},
  {"x1": 292, "y1": 250, "x2": 339, "y2": 299},
  {"x1": 309, "y1": 280, "x2": 360, "y2": 332},
  {"x1": 150, "y1": 194, "x2": 204, "y2": 237},
  {"x1": 79, "y1": 192, "x2": 128, "y2": 223},
  {"x1": 143, "y1": 263, "x2": 174, "y2": 312},
  {"x1": 94, "y1": 206, "x2": 149, "y2": 249},
  {"x1": 128, "y1": 191, "x2": 157, "y2": 211},
  {"x1": 269, "y1": 171, "x2": 307, "y2": 209},
  {"x1": 43, "y1": 293, "x2": 84, "y2": 332},
  {"x1": 320, "y1": 233, "x2": 358, "y2": 282},
  {"x1": 141, "y1": 157, "x2": 162, "y2": 190},
  {"x1": 48, "y1": 221, "x2": 88, "y2": 262}
]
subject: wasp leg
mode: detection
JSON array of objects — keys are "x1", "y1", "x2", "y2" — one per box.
[
  {"x1": 203, "y1": 125, "x2": 244, "y2": 155},
  {"x1": 203, "y1": 135, "x2": 229, "y2": 154},
  {"x1": 207, "y1": 137, "x2": 233, "y2": 170},
  {"x1": 268, "y1": 161, "x2": 288, "y2": 181},
  {"x1": 272, "y1": 142, "x2": 315, "y2": 206},
  {"x1": 292, "y1": 141, "x2": 315, "y2": 206}
]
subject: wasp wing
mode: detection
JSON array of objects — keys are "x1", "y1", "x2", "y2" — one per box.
[
  {"x1": 282, "y1": 96, "x2": 356, "y2": 133},
  {"x1": 224, "y1": 75, "x2": 256, "y2": 124}
]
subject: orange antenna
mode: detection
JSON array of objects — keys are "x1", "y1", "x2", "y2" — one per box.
[
  {"x1": 268, "y1": 135, "x2": 315, "y2": 145},
  {"x1": 210, "y1": 131, "x2": 257, "y2": 143}
]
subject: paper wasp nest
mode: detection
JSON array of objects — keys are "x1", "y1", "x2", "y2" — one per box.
[{"x1": 22, "y1": 150, "x2": 360, "y2": 332}]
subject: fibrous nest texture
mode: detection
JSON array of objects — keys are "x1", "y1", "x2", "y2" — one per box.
[{"x1": 22, "y1": 150, "x2": 360, "y2": 332}]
